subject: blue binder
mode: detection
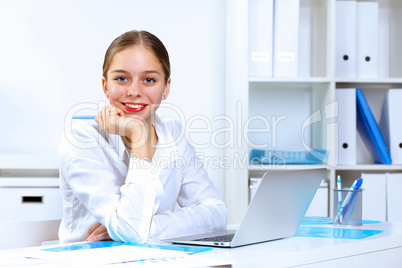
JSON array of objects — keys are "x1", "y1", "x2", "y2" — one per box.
[{"x1": 356, "y1": 88, "x2": 392, "y2": 164}]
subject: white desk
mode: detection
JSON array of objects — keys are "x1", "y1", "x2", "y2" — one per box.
[
  {"x1": 2, "y1": 222, "x2": 402, "y2": 267},
  {"x1": 200, "y1": 222, "x2": 402, "y2": 267}
]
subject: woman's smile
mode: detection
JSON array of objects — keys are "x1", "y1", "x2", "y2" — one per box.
[{"x1": 122, "y1": 102, "x2": 147, "y2": 112}]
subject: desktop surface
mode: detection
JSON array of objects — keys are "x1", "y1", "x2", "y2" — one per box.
[
  {"x1": 196, "y1": 221, "x2": 402, "y2": 267},
  {"x1": 2, "y1": 221, "x2": 402, "y2": 267}
]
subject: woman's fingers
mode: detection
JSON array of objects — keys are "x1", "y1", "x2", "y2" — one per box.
[
  {"x1": 110, "y1": 104, "x2": 124, "y2": 117},
  {"x1": 96, "y1": 106, "x2": 132, "y2": 136},
  {"x1": 96, "y1": 106, "x2": 120, "y2": 133},
  {"x1": 105, "y1": 106, "x2": 112, "y2": 131},
  {"x1": 96, "y1": 107, "x2": 107, "y2": 130},
  {"x1": 84, "y1": 221, "x2": 102, "y2": 240},
  {"x1": 85, "y1": 223, "x2": 112, "y2": 242},
  {"x1": 109, "y1": 106, "x2": 117, "y2": 116},
  {"x1": 108, "y1": 106, "x2": 121, "y2": 134},
  {"x1": 89, "y1": 231, "x2": 112, "y2": 242}
]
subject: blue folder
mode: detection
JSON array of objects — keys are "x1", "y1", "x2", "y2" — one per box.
[
  {"x1": 249, "y1": 149, "x2": 326, "y2": 165},
  {"x1": 295, "y1": 226, "x2": 383, "y2": 239},
  {"x1": 356, "y1": 89, "x2": 392, "y2": 164},
  {"x1": 43, "y1": 241, "x2": 212, "y2": 254}
]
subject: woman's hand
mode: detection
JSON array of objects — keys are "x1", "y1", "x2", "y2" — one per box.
[
  {"x1": 95, "y1": 106, "x2": 126, "y2": 136},
  {"x1": 95, "y1": 106, "x2": 149, "y2": 145},
  {"x1": 84, "y1": 222, "x2": 112, "y2": 242},
  {"x1": 95, "y1": 106, "x2": 152, "y2": 159}
]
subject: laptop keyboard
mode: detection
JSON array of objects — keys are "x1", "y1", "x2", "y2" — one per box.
[{"x1": 194, "y1": 234, "x2": 235, "y2": 242}]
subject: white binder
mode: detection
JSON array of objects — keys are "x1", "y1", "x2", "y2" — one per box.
[
  {"x1": 387, "y1": 173, "x2": 402, "y2": 222},
  {"x1": 379, "y1": 89, "x2": 402, "y2": 164},
  {"x1": 248, "y1": 0, "x2": 274, "y2": 77},
  {"x1": 336, "y1": 0, "x2": 357, "y2": 78},
  {"x1": 273, "y1": 0, "x2": 300, "y2": 77},
  {"x1": 336, "y1": 88, "x2": 356, "y2": 165},
  {"x1": 361, "y1": 173, "x2": 387, "y2": 222},
  {"x1": 356, "y1": 1, "x2": 379, "y2": 78}
]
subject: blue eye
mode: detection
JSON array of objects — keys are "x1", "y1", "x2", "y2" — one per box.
[
  {"x1": 115, "y1": 76, "x2": 127, "y2": 82},
  {"x1": 144, "y1": 78, "x2": 155, "y2": 84}
]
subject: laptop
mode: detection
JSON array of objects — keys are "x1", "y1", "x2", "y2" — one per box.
[{"x1": 164, "y1": 168, "x2": 326, "y2": 248}]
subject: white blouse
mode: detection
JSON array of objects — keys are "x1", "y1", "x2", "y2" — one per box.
[{"x1": 58, "y1": 114, "x2": 227, "y2": 243}]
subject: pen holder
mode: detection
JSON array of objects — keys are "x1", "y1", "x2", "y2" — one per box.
[{"x1": 333, "y1": 188, "x2": 363, "y2": 226}]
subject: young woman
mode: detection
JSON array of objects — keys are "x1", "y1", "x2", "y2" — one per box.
[{"x1": 58, "y1": 30, "x2": 227, "y2": 243}]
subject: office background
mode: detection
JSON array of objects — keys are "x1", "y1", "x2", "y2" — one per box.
[
  {"x1": 1, "y1": 0, "x2": 402, "y2": 228},
  {"x1": 0, "y1": 0, "x2": 226, "y2": 194}
]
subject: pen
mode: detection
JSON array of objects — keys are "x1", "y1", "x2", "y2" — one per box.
[
  {"x1": 72, "y1": 115, "x2": 96, "y2": 119},
  {"x1": 345, "y1": 188, "x2": 359, "y2": 224},
  {"x1": 335, "y1": 178, "x2": 363, "y2": 223},
  {"x1": 337, "y1": 175, "x2": 342, "y2": 209}
]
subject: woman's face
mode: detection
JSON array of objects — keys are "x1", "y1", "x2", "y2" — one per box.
[{"x1": 103, "y1": 45, "x2": 170, "y2": 122}]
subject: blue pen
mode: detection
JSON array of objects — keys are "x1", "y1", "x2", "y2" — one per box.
[
  {"x1": 335, "y1": 178, "x2": 363, "y2": 224},
  {"x1": 72, "y1": 115, "x2": 96, "y2": 120},
  {"x1": 345, "y1": 187, "x2": 360, "y2": 224},
  {"x1": 337, "y1": 175, "x2": 342, "y2": 209}
]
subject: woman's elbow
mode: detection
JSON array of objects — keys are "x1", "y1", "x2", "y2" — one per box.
[
  {"x1": 107, "y1": 219, "x2": 150, "y2": 244},
  {"x1": 109, "y1": 229, "x2": 149, "y2": 244}
]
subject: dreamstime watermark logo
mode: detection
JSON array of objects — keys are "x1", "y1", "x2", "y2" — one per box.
[{"x1": 63, "y1": 100, "x2": 339, "y2": 169}]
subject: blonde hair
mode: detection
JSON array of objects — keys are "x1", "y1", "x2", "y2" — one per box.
[{"x1": 103, "y1": 30, "x2": 170, "y2": 83}]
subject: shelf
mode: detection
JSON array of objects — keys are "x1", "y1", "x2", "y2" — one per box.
[
  {"x1": 0, "y1": 154, "x2": 59, "y2": 169},
  {"x1": 335, "y1": 165, "x2": 402, "y2": 171},
  {"x1": 248, "y1": 77, "x2": 402, "y2": 86},
  {"x1": 249, "y1": 164, "x2": 402, "y2": 172},
  {"x1": 0, "y1": 177, "x2": 59, "y2": 187},
  {"x1": 248, "y1": 164, "x2": 329, "y2": 171},
  {"x1": 335, "y1": 78, "x2": 402, "y2": 87},
  {"x1": 249, "y1": 77, "x2": 331, "y2": 84},
  {"x1": 335, "y1": 78, "x2": 402, "y2": 83}
]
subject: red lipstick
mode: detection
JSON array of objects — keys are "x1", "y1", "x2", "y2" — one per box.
[{"x1": 122, "y1": 102, "x2": 147, "y2": 112}]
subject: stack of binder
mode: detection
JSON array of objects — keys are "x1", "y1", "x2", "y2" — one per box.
[
  {"x1": 249, "y1": 0, "x2": 300, "y2": 78},
  {"x1": 361, "y1": 172, "x2": 402, "y2": 222},
  {"x1": 336, "y1": 1, "x2": 379, "y2": 78}
]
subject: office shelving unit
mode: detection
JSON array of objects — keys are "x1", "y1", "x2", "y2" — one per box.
[{"x1": 225, "y1": 0, "x2": 402, "y2": 224}]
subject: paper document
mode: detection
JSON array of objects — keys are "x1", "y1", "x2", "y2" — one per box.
[
  {"x1": 23, "y1": 245, "x2": 188, "y2": 266},
  {"x1": 1, "y1": 248, "x2": 230, "y2": 267},
  {"x1": 1, "y1": 241, "x2": 230, "y2": 267}
]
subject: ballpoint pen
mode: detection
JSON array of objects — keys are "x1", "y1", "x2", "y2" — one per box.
[
  {"x1": 345, "y1": 188, "x2": 359, "y2": 224},
  {"x1": 335, "y1": 178, "x2": 363, "y2": 224},
  {"x1": 337, "y1": 175, "x2": 342, "y2": 209},
  {"x1": 72, "y1": 115, "x2": 96, "y2": 119}
]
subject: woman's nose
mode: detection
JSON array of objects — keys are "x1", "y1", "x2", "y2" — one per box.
[{"x1": 127, "y1": 86, "x2": 141, "y2": 97}]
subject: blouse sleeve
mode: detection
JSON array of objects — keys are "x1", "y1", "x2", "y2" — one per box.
[
  {"x1": 60, "y1": 123, "x2": 163, "y2": 243},
  {"x1": 149, "y1": 141, "x2": 228, "y2": 238}
]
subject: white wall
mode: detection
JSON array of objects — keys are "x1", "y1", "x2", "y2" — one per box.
[{"x1": 0, "y1": 0, "x2": 226, "y2": 195}]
